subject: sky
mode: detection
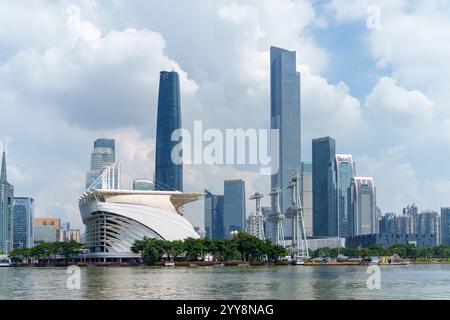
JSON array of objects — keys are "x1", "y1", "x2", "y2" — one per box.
[{"x1": 1, "y1": 0, "x2": 450, "y2": 230}]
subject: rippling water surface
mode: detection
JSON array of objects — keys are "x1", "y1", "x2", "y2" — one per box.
[{"x1": 1, "y1": 264, "x2": 450, "y2": 300}]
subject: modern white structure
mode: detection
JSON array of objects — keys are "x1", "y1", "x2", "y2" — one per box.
[
  {"x1": 285, "y1": 173, "x2": 309, "y2": 259},
  {"x1": 247, "y1": 192, "x2": 265, "y2": 240},
  {"x1": 300, "y1": 162, "x2": 313, "y2": 237},
  {"x1": 79, "y1": 189, "x2": 202, "y2": 261},
  {"x1": 267, "y1": 187, "x2": 285, "y2": 246}
]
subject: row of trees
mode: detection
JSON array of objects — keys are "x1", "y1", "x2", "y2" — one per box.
[
  {"x1": 131, "y1": 232, "x2": 288, "y2": 264},
  {"x1": 8, "y1": 241, "x2": 84, "y2": 263},
  {"x1": 310, "y1": 245, "x2": 450, "y2": 260}
]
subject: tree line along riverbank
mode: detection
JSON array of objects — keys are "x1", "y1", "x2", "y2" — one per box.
[{"x1": 4, "y1": 232, "x2": 450, "y2": 266}]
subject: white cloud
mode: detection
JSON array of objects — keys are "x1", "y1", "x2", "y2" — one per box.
[{"x1": 366, "y1": 77, "x2": 434, "y2": 129}]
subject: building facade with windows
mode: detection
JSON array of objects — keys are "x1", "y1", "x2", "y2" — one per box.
[
  {"x1": 155, "y1": 71, "x2": 183, "y2": 192},
  {"x1": 270, "y1": 46, "x2": 301, "y2": 239},
  {"x1": 13, "y1": 197, "x2": 34, "y2": 249},
  {"x1": 312, "y1": 137, "x2": 336, "y2": 237},
  {"x1": 223, "y1": 180, "x2": 246, "y2": 237}
]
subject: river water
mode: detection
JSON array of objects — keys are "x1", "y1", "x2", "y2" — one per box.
[{"x1": 1, "y1": 264, "x2": 449, "y2": 300}]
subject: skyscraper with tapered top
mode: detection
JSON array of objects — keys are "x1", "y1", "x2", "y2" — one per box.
[
  {"x1": 270, "y1": 46, "x2": 301, "y2": 240},
  {"x1": 155, "y1": 71, "x2": 183, "y2": 192},
  {"x1": 0, "y1": 146, "x2": 14, "y2": 254}
]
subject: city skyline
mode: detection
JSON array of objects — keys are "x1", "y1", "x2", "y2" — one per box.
[{"x1": 1, "y1": 1, "x2": 450, "y2": 230}]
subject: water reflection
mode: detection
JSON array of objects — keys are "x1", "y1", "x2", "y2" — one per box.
[{"x1": 1, "y1": 264, "x2": 450, "y2": 300}]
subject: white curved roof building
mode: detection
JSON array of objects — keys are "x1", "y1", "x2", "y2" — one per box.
[{"x1": 79, "y1": 189, "x2": 202, "y2": 259}]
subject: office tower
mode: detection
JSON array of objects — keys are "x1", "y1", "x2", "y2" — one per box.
[
  {"x1": 0, "y1": 149, "x2": 14, "y2": 253},
  {"x1": 223, "y1": 180, "x2": 246, "y2": 237},
  {"x1": 312, "y1": 137, "x2": 336, "y2": 237},
  {"x1": 85, "y1": 138, "x2": 120, "y2": 190},
  {"x1": 417, "y1": 211, "x2": 440, "y2": 245},
  {"x1": 441, "y1": 208, "x2": 450, "y2": 245},
  {"x1": 333, "y1": 154, "x2": 356, "y2": 237},
  {"x1": 133, "y1": 179, "x2": 155, "y2": 191},
  {"x1": 348, "y1": 177, "x2": 376, "y2": 236},
  {"x1": 13, "y1": 197, "x2": 34, "y2": 249},
  {"x1": 300, "y1": 162, "x2": 313, "y2": 237},
  {"x1": 34, "y1": 217, "x2": 61, "y2": 242},
  {"x1": 270, "y1": 46, "x2": 301, "y2": 239},
  {"x1": 204, "y1": 189, "x2": 224, "y2": 240},
  {"x1": 155, "y1": 71, "x2": 183, "y2": 192}
]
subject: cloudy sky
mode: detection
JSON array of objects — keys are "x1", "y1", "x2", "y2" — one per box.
[{"x1": 1, "y1": 0, "x2": 449, "y2": 229}]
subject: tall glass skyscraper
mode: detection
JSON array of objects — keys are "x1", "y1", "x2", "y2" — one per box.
[
  {"x1": 204, "y1": 190, "x2": 224, "y2": 240},
  {"x1": 270, "y1": 46, "x2": 301, "y2": 239},
  {"x1": 155, "y1": 71, "x2": 183, "y2": 192},
  {"x1": 312, "y1": 137, "x2": 336, "y2": 237},
  {"x1": 13, "y1": 197, "x2": 34, "y2": 249},
  {"x1": 348, "y1": 177, "x2": 376, "y2": 236},
  {"x1": 441, "y1": 208, "x2": 450, "y2": 245},
  {"x1": 334, "y1": 154, "x2": 356, "y2": 237},
  {"x1": 223, "y1": 180, "x2": 246, "y2": 237},
  {"x1": 85, "y1": 138, "x2": 120, "y2": 190},
  {"x1": 0, "y1": 149, "x2": 14, "y2": 253}
]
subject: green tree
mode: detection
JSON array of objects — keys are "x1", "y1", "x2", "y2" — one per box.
[{"x1": 183, "y1": 238, "x2": 203, "y2": 261}]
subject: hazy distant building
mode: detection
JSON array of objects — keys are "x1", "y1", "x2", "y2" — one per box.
[
  {"x1": 348, "y1": 177, "x2": 376, "y2": 236},
  {"x1": 155, "y1": 71, "x2": 183, "y2": 192},
  {"x1": 312, "y1": 137, "x2": 336, "y2": 237},
  {"x1": 402, "y1": 204, "x2": 419, "y2": 234},
  {"x1": 347, "y1": 233, "x2": 439, "y2": 249},
  {"x1": 34, "y1": 226, "x2": 57, "y2": 244},
  {"x1": 13, "y1": 197, "x2": 34, "y2": 249},
  {"x1": 375, "y1": 207, "x2": 382, "y2": 235},
  {"x1": 223, "y1": 180, "x2": 246, "y2": 236},
  {"x1": 441, "y1": 208, "x2": 450, "y2": 245},
  {"x1": 34, "y1": 217, "x2": 61, "y2": 242},
  {"x1": 133, "y1": 179, "x2": 155, "y2": 191},
  {"x1": 204, "y1": 189, "x2": 224, "y2": 240},
  {"x1": 86, "y1": 138, "x2": 120, "y2": 190},
  {"x1": 0, "y1": 149, "x2": 14, "y2": 253},
  {"x1": 300, "y1": 162, "x2": 313, "y2": 237},
  {"x1": 379, "y1": 213, "x2": 397, "y2": 235},
  {"x1": 333, "y1": 154, "x2": 355, "y2": 237},
  {"x1": 270, "y1": 46, "x2": 301, "y2": 240},
  {"x1": 417, "y1": 211, "x2": 440, "y2": 245}
]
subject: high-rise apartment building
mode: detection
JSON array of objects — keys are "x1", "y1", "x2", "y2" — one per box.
[
  {"x1": 155, "y1": 71, "x2": 183, "y2": 192},
  {"x1": 312, "y1": 137, "x2": 336, "y2": 237},
  {"x1": 270, "y1": 46, "x2": 301, "y2": 239},
  {"x1": 85, "y1": 138, "x2": 120, "y2": 190},
  {"x1": 417, "y1": 211, "x2": 440, "y2": 245},
  {"x1": 13, "y1": 197, "x2": 34, "y2": 249},
  {"x1": 441, "y1": 208, "x2": 450, "y2": 245},
  {"x1": 223, "y1": 180, "x2": 246, "y2": 237}
]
